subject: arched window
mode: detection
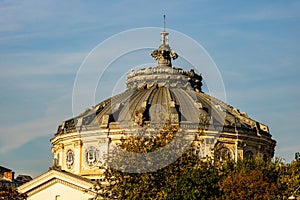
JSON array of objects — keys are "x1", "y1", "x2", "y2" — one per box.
[
  {"x1": 216, "y1": 147, "x2": 232, "y2": 161},
  {"x1": 244, "y1": 150, "x2": 254, "y2": 159},
  {"x1": 263, "y1": 154, "x2": 268, "y2": 162}
]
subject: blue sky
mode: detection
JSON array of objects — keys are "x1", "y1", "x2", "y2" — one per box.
[{"x1": 0, "y1": 0, "x2": 299, "y2": 177}]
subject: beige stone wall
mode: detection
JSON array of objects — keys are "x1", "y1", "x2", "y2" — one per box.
[
  {"x1": 26, "y1": 181, "x2": 93, "y2": 200},
  {"x1": 51, "y1": 127, "x2": 275, "y2": 179}
]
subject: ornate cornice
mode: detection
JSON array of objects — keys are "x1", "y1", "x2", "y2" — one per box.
[{"x1": 126, "y1": 66, "x2": 202, "y2": 91}]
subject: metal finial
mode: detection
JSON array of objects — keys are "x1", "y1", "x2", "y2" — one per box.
[
  {"x1": 164, "y1": 15, "x2": 166, "y2": 32},
  {"x1": 151, "y1": 15, "x2": 178, "y2": 67},
  {"x1": 161, "y1": 15, "x2": 169, "y2": 45}
]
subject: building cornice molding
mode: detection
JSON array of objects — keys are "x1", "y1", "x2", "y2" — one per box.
[
  {"x1": 26, "y1": 177, "x2": 96, "y2": 196},
  {"x1": 18, "y1": 170, "x2": 94, "y2": 196}
]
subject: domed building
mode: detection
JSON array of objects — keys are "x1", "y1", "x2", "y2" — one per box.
[
  {"x1": 19, "y1": 23, "x2": 276, "y2": 199},
  {"x1": 50, "y1": 24, "x2": 276, "y2": 178}
]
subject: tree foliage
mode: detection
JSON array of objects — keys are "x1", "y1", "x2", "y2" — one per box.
[
  {"x1": 89, "y1": 125, "x2": 300, "y2": 199},
  {"x1": 91, "y1": 155, "x2": 300, "y2": 200},
  {"x1": 0, "y1": 185, "x2": 27, "y2": 200},
  {"x1": 220, "y1": 170, "x2": 278, "y2": 200}
]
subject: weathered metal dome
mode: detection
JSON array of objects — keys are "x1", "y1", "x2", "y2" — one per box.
[{"x1": 51, "y1": 22, "x2": 276, "y2": 178}]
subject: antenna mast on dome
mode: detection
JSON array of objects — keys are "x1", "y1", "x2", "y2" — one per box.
[{"x1": 161, "y1": 15, "x2": 169, "y2": 45}]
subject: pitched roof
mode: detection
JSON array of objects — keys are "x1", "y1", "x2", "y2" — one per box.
[
  {"x1": 0, "y1": 166, "x2": 11, "y2": 172},
  {"x1": 18, "y1": 169, "x2": 96, "y2": 197}
]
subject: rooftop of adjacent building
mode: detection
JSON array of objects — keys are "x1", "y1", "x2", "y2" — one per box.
[{"x1": 0, "y1": 165, "x2": 32, "y2": 187}]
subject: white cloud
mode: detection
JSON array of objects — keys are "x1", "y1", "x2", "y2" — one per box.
[
  {"x1": 0, "y1": 91, "x2": 72, "y2": 154},
  {"x1": 0, "y1": 117, "x2": 55, "y2": 154},
  {"x1": 0, "y1": 50, "x2": 83, "y2": 154},
  {"x1": 0, "y1": 51, "x2": 86, "y2": 78}
]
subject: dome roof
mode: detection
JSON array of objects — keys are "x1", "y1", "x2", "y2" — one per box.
[
  {"x1": 56, "y1": 65, "x2": 270, "y2": 138},
  {"x1": 51, "y1": 20, "x2": 276, "y2": 177},
  {"x1": 57, "y1": 82, "x2": 270, "y2": 137},
  {"x1": 56, "y1": 24, "x2": 271, "y2": 138}
]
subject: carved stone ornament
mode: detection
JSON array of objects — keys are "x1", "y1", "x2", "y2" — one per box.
[
  {"x1": 133, "y1": 111, "x2": 144, "y2": 126},
  {"x1": 66, "y1": 149, "x2": 74, "y2": 169},
  {"x1": 86, "y1": 146, "x2": 98, "y2": 166}
]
